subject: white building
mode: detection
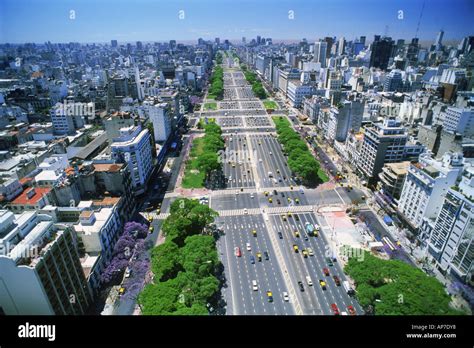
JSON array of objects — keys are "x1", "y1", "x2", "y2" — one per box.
[
  {"x1": 0, "y1": 210, "x2": 92, "y2": 314},
  {"x1": 111, "y1": 125, "x2": 153, "y2": 195},
  {"x1": 313, "y1": 41, "x2": 328, "y2": 68},
  {"x1": 421, "y1": 166, "x2": 474, "y2": 283},
  {"x1": 442, "y1": 107, "x2": 474, "y2": 137},
  {"x1": 286, "y1": 80, "x2": 314, "y2": 108},
  {"x1": 398, "y1": 152, "x2": 464, "y2": 229},
  {"x1": 143, "y1": 99, "x2": 172, "y2": 142}
]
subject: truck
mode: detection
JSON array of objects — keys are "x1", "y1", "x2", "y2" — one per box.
[{"x1": 343, "y1": 281, "x2": 355, "y2": 296}]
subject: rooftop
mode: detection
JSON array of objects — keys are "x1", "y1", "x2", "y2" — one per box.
[{"x1": 11, "y1": 187, "x2": 51, "y2": 205}]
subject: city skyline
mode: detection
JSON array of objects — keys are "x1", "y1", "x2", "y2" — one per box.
[{"x1": 1, "y1": 0, "x2": 473, "y2": 44}]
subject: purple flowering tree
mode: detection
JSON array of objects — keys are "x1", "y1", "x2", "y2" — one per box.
[
  {"x1": 189, "y1": 95, "x2": 202, "y2": 106},
  {"x1": 100, "y1": 258, "x2": 129, "y2": 286},
  {"x1": 123, "y1": 221, "x2": 148, "y2": 240}
]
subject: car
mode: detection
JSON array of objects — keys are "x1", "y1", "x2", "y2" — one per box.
[
  {"x1": 304, "y1": 233, "x2": 308, "y2": 241},
  {"x1": 232, "y1": 163, "x2": 235, "y2": 168},
  {"x1": 252, "y1": 229, "x2": 257, "y2": 237},
  {"x1": 250, "y1": 256, "x2": 255, "y2": 264},
  {"x1": 331, "y1": 303, "x2": 340, "y2": 315},
  {"x1": 156, "y1": 208, "x2": 161, "y2": 214},
  {"x1": 244, "y1": 208, "x2": 248, "y2": 215},
  {"x1": 124, "y1": 268, "x2": 131, "y2": 278},
  {"x1": 246, "y1": 242, "x2": 251, "y2": 251},
  {"x1": 277, "y1": 199, "x2": 281, "y2": 204},
  {"x1": 341, "y1": 311, "x2": 348, "y2": 316},
  {"x1": 256, "y1": 252, "x2": 262, "y2": 261},
  {"x1": 333, "y1": 275, "x2": 341, "y2": 286},
  {"x1": 295, "y1": 215, "x2": 300, "y2": 221},
  {"x1": 347, "y1": 305, "x2": 356, "y2": 316},
  {"x1": 326, "y1": 257, "x2": 334, "y2": 266},
  {"x1": 287, "y1": 197, "x2": 292, "y2": 203},
  {"x1": 281, "y1": 192, "x2": 285, "y2": 197},
  {"x1": 287, "y1": 212, "x2": 292, "y2": 218},
  {"x1": 282, "y1": 214, "x2": 287, "y2": 222},
  {"x1": 268, "y1": 198, "x2": 273, "y2": 203},
  {"x1": 283, "y1": 292, "x2": 289, "y2": 302},
  {"x1": 277, "y1": 231, "x2": 283, "y2": 239},
  {"x1": 264, "y1": 251, "x2": 269, "y2": 260},
  {"x1": 276, "y1": 169, "x2": 280, "y2": 174},
  {"x1": 293, "y1": 244, "x2": 299, "y2": 253},
  {"x1": 302, "y1": 249, "x2": 308, "y2": 258},
  {"x1": 252, "y1": 280, "x2": 258, "y2": 291},
  {"x1": 323, "y1": 268, "x2": 330, "y2": 276},
  {"x1": 290, "y1": 185, "x2": 293, "y2": 190},
  {"x1": 319, "y1": 280, "x2": 327, "y2": 290},
  {"x1": 273, "y1": 189, "x2": 278, "y2": 195},
  {"x1": 307, "y1": 247, "x2": 314, "y2": 256},
  {"x1": 266, "y1": 291, "x2": 273, "y2": 302},
  {"x1": 259, "y1": 158, "x2": 262, "y2": 162},
  {"x1": 306, "y1": 276, "x2": 313, "y2": 286},
  {"x1": 119, "y1": 287, "x2": 126, "y2": 295},
  {"x1": 298, "y1": 281, "x2": 305, "y2": 292},
  {"x1": 264, "y1": 191, "x2": 269, "y2": 196},
  {"x1": 269, "y1": 152, "x2": 273, "y2": 155},
  {"x1": 148, "y1": 216, "x2": 153, "y2": 222},
  {"x1": 235, "y1": 247, "x2": 241, "y2": 257},
  {"x1": 295, "y1": 198, "x2": 300, "y2": 204},
  {"x1": 294, "y1": 230, "x2": 300, "y2": 238},
  {"x1": 250, "y1": 193, "x2": 254, "y2": 199}
]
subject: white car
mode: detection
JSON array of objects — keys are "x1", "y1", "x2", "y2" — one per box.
[
  {"x1": 259, "y1": 158, "x2": 262, "y2": 162},
  {"x1": 252, "y1": 280, "x2": 258, "y2": 291},
  {"x1": 307, "y1": 248, "x2": 314, "y2": 256},
  {"x1": 124, "y1": 268, "x2": 131, "y2": 278},
  {"x1": 269, "y1": 152, "x2": 272, "y2": 155},
  {"x1": 246, "y1": 243, "x2": 251, "y2": 251},
  {"x1": 283, "y1": 292, "x2": 289, "y2": 302},
  {"x1": 244, "y1": 208, "x2": 248, "y2": 214},
  {"x1": 306, "y1": 276, "x2": 313, "y2": 286},
  {"x1": 250, "y1": 193, "x2": 254, "y2": 199}
]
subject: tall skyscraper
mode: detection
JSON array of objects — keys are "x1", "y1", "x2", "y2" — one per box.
[
  {"x1": 324, "y1": 37, "x2": 334, "y2": 57},
  {"x1": 435, "y1": 30, "x2": 444, "y2": 50},
  {"x1": 369, "y1": 36, "x2": 394, "y2": 70},
  {"x1": 313, "y1": 41, "x2": 328, "y2": 68},
  {"x1": 359, "y1": 36, "x2": 366, "y2": 46},
  {"x1": 338, "y1": 37, "x2": 346, "y2": 56},
  {"x1": 111, "y1": 40, "x2": 118, "y2": 48},
  {"x1": 136, "y1": 41, "x2": 143, "y2": 50}
]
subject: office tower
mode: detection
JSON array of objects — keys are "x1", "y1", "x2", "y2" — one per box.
[
  {"x1": 0, "y1": 211, "x2": 93, "y2": 314},
  {"x1": 406, "y1": 38, "x2": 420, "y2": 65},
  {"x1": 169, "y1": 40, "x2": 176, "y2": 50},
  {"x1": 357, "y1": 118, "x2": 408, "y2": 183},
  {"x1": 313, "y1": 41, "x2": 328, "y2": 68},
  {"x1": 360, "y1": 36, "x2": 366, "y2": 46},
  {"x1": 111, "y1": 125, "x2": 153, "y2": 195},
  {"x1": 435, "y1": 30, "x2": 444, "y2": 50},
  {"x1": 198, "y1": 38, "x2": 204, "y2": 45},
  {"x1": 424, "y1": 167, "x2": 474, "y2": 283},
  {"x1": 369, "y1": 36, "x2": 394, "y2": 70},
  {"x1": 136, "y1": 41, "x2": 143, "y2": 50},
  {"x1": 257, "y1": 36, "x2": 261, "y2": 45},
  {"x1": 338, "y1": 37, "x2": 346, "y2": 56},
  {"x1": 442, "y1": 107, "x2": 474, "y2": 137},
  {"x1": 324, "y1": 37, "x2": 334, "y2": 57},
  {"x1": 111, "y1": 40, "x2": 118, "y2": 48},
  {"x1": 398, "y1": 152, "x2": 464, "y2": 229},
  {"x1": 215, "y1": 37, "x2": 220, "y2": 45},
  {"x1": 384, "y1": 69, "x2": 403, "y2": 92}
]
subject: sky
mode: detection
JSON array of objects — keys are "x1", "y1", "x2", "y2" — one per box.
[{"x1": 0, "y1": 0, "x2": 473, "y2": 44}]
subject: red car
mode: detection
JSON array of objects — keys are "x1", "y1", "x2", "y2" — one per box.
[
  {"x1": 235, "y1": 247, "x2": 241, "y2": 257},
  {"x1": 333, "y1": 275, "x2": 341, "y2": 286},
  {"x1": 323, "y1": 267, "x2": 330, "y2": 276},
  {"x1": 331, "y1": 303, "x2": 340, "y2": 315},
  {"x1": 347, "y1": 305, "x2": 356, "y2": 316}
]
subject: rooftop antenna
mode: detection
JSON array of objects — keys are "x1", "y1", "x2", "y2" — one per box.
[{"x1": 414, "y1": 0, "x2": 426, "y2": 39}]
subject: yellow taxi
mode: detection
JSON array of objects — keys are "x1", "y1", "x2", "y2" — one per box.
[
  {"x1": 119, "y1": 287, "x2": 126, "y2": 295},
  {"x1": 149, "y1": 226, "x2": 154, "y2": 233},
  {"x1": 256, "y1": 252, "x2": 262, "y2": 261},
  {"x1": 268, "y1": 197, "x2": 273, "y2": 203},
  {"x1": 302, "y1": 249, "x2": 308, "y2": 258},
  {"x1": 252, "y1": 229, "x2": 257, "y2": 237},
  {"x1": 293, "y1": 244, "x2": 299, "y2": 253},
  {"x1": 294, "y1": 230, "x2": 300, "y2": 238},
  {"x1": 282, "y1": 214, "x2": 287, "y2": 221}
]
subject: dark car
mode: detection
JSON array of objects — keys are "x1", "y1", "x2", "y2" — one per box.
[
  {"x1": 295, "y1": 215, "x2": 300, "y2": 221},
  {"x1": 278, "y1": 231, "x2": 283, "y2": 239},
  {"x1": 250, "y1": 256, "x2": 255, "y2": 264},
  {"x1": 333, "y1": 275, "x2": 341, "y2": 286},
  {"x1": 323, "y1": 268, "x2": 330, "y2": 276},
  {"x1": 277, "y1": 199, "x2": 281, "y2": 204},
  {"x1": 273, "y1": 189, "x2": 278, "y2": 195},
  {"x1": 298, "y1": 281, "x2": 304, "y2": 292},
  {"x1": 264, "y1": 251, "x2": 269, "y2": 260}
]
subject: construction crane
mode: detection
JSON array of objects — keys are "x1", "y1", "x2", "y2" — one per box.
[{"x1": 414, "y1": 0, "x2": 426, "y2": 39}]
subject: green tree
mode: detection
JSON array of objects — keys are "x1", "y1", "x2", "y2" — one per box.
[{"x1": 150, "y1": 241, "x2": 183, "y2": 281}]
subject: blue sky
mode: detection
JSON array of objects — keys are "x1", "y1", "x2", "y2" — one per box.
[{"x1": 0, "y1": 0, "x2": 473, "y2": 43}]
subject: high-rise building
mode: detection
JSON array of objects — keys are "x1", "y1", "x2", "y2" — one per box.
[
  {"x1": 136, "y1": 41, "x2": 143, "y2": 50},
  {"x1": 359, "y1": 36, "x2": 366, "y2": 46},
  {"x1": 369, "y1": 36, "x2": 394, "y2": 70},
  {"x1": 435, "y1": 30, "x2": 444, "y2": 51},
  {"x1": 111, "y1": 40, "x2": 118, "y2": 48},
  {"x1": 406, "y1": 38, "x2": 420, "y2": 65},
  {"x1": 50, "y1": 101, "x2": 86, "y2": 135},
  {"x1": 324, "y1": 37, "x2": 334, "y2": 57},
  {"x1": 384, "y1": 69, "x2": 404, "y2": 92},
  {"x1": 442, "y1": 107, "x2": 474, "y2": 137},
  {"x1": 398, "y1": 152, "x2": 464, "y2": 229},
  {"x1": 242, "y1": 37, "x2": 246, "y2": 44},
  {"x1": 313, "y1": 41, "x2": 328, "y2": 68},
  {"x1": 111, "y1": 125, "x2": 153, "y2": 195},
  {"x1": 144, "y1": 100, "x2": 172, "y2": 142},
  {"x1": 338, "y1": 37, "x2": 346, "y2": 56},
  {"x1": 0, "y1": 210, "x2": 92, "y2": 314},
  {"x1": 423, "y1": 166, "x2": 474, "y2": 283},
  {"x1": 357, "y1": 118, "x2": 408, "y2": 183}
]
